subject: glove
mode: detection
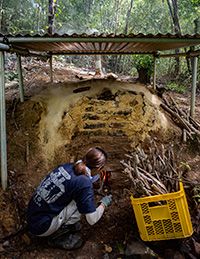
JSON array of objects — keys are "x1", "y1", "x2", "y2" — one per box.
[{"x1": 98, "y1": 194, "x2": 112, "y2": 208}]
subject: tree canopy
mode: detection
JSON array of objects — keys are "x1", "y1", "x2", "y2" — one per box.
[
  {"x1": 1, "y1": 1, "x2": 200, "y2": 85},
  {"x1": 1, "y1": 0, "x2": 200, "y2": 35}
]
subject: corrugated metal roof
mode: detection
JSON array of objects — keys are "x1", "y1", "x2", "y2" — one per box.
[{"x1": 1, "y1": 33, "x2": 200, "y2": 55}]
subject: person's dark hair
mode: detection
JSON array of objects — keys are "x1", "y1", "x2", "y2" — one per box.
[{"x1": 73, "y1": 147, "x2": 107, "y2": 176}]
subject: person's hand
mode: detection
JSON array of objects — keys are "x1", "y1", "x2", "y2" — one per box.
[{"x1": 98, "y1": 194, "x2": 112, "y2": 208}]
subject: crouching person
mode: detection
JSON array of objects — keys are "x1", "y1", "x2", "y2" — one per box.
[{"x1": 27, "y1": 147, "x2": 112, "y2": 250}]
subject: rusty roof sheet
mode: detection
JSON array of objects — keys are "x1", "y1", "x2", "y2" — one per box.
[{"x1": 1, "y1": 33, "x2": 200, "y2": 55}]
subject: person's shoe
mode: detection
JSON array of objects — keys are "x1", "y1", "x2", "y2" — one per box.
[
  {"x1": 48, "y1": 222, "x2": 82, "y2": 240},
  {"x1": 60, "y1": 222, "x2": 82, "y2": 233},
  {"x1": 48, "y1": 233, "x2": 83, "y2": 250}
]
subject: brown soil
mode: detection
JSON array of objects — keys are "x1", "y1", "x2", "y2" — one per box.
[{"x1": 0, "y1": 58, "x2": 200, "y2": 258}]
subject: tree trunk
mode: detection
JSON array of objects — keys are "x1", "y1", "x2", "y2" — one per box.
[
  {"x1": 190, "y1": 19, "x2": 199, "y2": 53},
  {"x1": 95, "y1": 30, "x2": 103, "y2": 76},
  {"x1": 116, "y1": 55, "x2": 122, "y2": 73},
  {"x1": 138, "y1": 67, "x2": 151, "y2": 84},
  {"x1": 88, "y1": 0, "x2": 93, "y2": 15},
  {"x1": 112, "y1": 56, "x2": 118, "y2": 73},
  {"x1": 190, "y1": 19, "x2": 199, "y2": 73},
  {"x1": 114, "y1": 0, "x2": 123, "y2": 34},
  {"x1": 114, "y1": 0, "x2": 119, "y2": 34},
  {"x1": 83, "y1": 0, "x2": 86, "y2": 14},
  {"x1": 99, "y1": 0, "x2": 103, "y2": 33},
  {"x1": 124, "y1": 0, "x2": 134, "y2": 34},
  {"x1": 48, "y1": 0, "x2": 54, "y2": 35},
  {"x1": 0, "y1": 0, "x2": 3, "y2": 33},
  {"x1": 37, "y1": 0, "x2": 41, "y2": 34},
  {"x1": 54, "y1": 0, "x2": 58, "y2": 27},
  {"x1": 95, "y1": 55, "x2": 103, "y2": 76},
  {"x1": 166, "y1": 0, "x2": 181, "y2": 74}
]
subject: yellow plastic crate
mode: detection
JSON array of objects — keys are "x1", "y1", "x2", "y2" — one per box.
[{"x1": 131, "y1": 182, "x2": 193, "y2": 241}]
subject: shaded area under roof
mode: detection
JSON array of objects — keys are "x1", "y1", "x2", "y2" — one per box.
[
  {"x1": 1, "y1": 32, "x2": 200, "y2": 191},
  {"x1": 1, "y1": 33, "x2": 200, "y2": 55}
]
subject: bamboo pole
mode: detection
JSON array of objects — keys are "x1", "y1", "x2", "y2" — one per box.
[
  {"x1": 17, "y1": 54, "x2": 24, "y2": 102},
  {"x1": 0, "y1": 51, "x2": 7, "y2": 191}
]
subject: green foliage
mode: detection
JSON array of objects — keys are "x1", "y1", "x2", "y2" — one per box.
[
  {"x1": 2, "y1": 0, "x2": 200, "y2": 79},
  {"x1": 5, "y1": 71, "x2": 18, "y2": 81},
  {"x1": 193, "y1": 187, "x2": 200, "y2": 203},
  {"x1": 116, "y1": 241, "x2": 124, "y2": 252},
  {"x1": 167, "y1": 82, "x2": 187, "y2": 93},
  {"x1": 2, "y1": 0, "x2": 200, "y2": 35},
  {"x1": 132, "y1": 55, "x2": 154, "y2": 75},
  {"x1": 179, "y1": 161, "x2": 191, "y2": 170},
  {"x1": 187, "y1": 132, "x2": 200, "y2": 145}
]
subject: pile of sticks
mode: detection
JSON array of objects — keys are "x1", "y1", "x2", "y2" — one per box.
[
  {"x1": 120, "y1": 139, "x2": 191, "y2": 198},
  {"x1": 161, "y1": 94, "x2": 200, "y2": 143}
]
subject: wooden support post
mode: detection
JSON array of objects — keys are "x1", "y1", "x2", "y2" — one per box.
[
  {"x1": 17, "y1": 54, "x2": 24, "y2": 102},
  {"x1": 0, "y1": 51, "x2": 7, "y2": 191},
  {"x1": 153, "y1": 55, "x2": 156, "y2": 89},
  {"x1": 190, "y1": 56, "x2": 198, "y2": 118},
  {"x1": 50, "y1": 55, "x2": 53, "y2": 82}
]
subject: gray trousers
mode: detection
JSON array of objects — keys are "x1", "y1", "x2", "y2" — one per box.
[{"x1": 38, "y1": 200, "x2": 81, "y2": 237}]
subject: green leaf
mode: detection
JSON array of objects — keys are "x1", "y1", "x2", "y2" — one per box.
[
  {"x1": 179, "y1": 162, "x2": 191, "y2": 170},
  {"x1": 193, "y1": 194, "x2": 200, "y2": 198},
  {"x1": 58, "y1": 22, "x2": 62, "y2": 27},
  {"x1": 116, "y1": 241, "x2": 124, "y2": 252}
]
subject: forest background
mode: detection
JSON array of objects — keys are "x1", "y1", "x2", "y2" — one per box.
[{"x1": 1, "y1": 0, "x2": 200, "y2": 87}]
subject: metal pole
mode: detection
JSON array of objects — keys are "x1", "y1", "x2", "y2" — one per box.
[
  {"x1": 50, "y1": 55, "x2": 53, "y2": 82},
  {"x1": 50, "y1": 51, "x2": 154, "y2": 56},
  {"x1": 153, "y1": 56, "x2": 156, "y2": 89},
  {"x1": 1, "y1": 36, "x2": 200, "y2": 44},
  {"x1": 0, "y1": 51, "x2": 7, "y2": 191},
  {"x1": 17, "y1": 54, "x2": 24, "y2": 102},
  {"x1": 159, "y1": 49, "x2": 200, "y2": 58},
  {"x1": 190, "y1": 56, "x2": 198, "y2": 118},
  {"x1": 0, "y1": 43, "x2": 10, "y2": 51}
]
